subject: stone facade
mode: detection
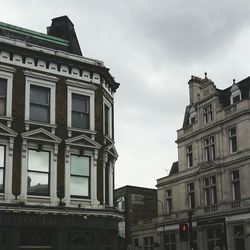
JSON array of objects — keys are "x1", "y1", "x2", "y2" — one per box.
[
  {"x1": 0, "y1": 16, "x2": 122, "y2": 250},
  {"x1": 156, "y1": 74, "x2": 250, "y2": 250}
]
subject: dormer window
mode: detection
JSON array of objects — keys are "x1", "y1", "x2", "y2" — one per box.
[
  {"x1": 230, "y1": 80, "x2": 241, "y2": 104},
  {"x1": 189, "y1": 105, "x2": 197, "y2": 124}
]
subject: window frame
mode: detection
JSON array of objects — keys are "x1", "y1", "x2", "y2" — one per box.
[
  {"x1": 228, "y1": 127, "x2": 237, "y2": 153},
  {"x1": 165, "y1": 189, "x2": 172, "y2": 214},
  {"x1": 71, "y1": 93, "x2": 90, "y2": 130},
  {"x1": 29, "y1": 84, "x2": 51, "y2": 123},
  {"x1": 204, "y1": 136, "x2": 215, "y2": 161},
  {"x1": 0, "y1": 145, "x2": 6, "y2": 193},
  {"x1": 67, "y1": 86, "x2": 95, "y2": 131},
  {"x1": 164, "y1": 232, "x2": 176, "y2": 250},
  {"x1": 231, "y1": 170, "x2": 241, "y2": 201},
  {"x1": 203, "y1": 104, "x2": 213, "y2": 124},
  {"x1": 70, "y1": 154, "x2": 91, "y2": 199},
  {"x1": 187, "y1": 182, "x2": 195, "y2": 209},
  {"x1": 186, "y1": 145, "x2": 193, "y2": 168},
  {"x1": 0, "y1": 67, "x2": 14, "y2": 118},
  {"x1": 103, "y1": 97, "x2": 113, "y2": 138},
  {"x1": 203, "y1": 176, "x2": 217, "y2": 206},
  {"x1": 25, "y1": 76, "x2": 56, "y2": 125},
  {"x1": 27, "y1": 149, "x2": 51, "y2": 196}
]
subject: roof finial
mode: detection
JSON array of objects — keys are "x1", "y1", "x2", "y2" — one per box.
[
  {"x1": 204, "y1": 72, "x2": 207, "y2": 79},
  {"x1": 233, "y1": 79, "x2": 236, "y2": 84}
]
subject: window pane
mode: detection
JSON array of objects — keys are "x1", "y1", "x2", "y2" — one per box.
[
  {"x1": 70, "y1": 176, "x2": 89, "y2": 196},
  {"x1": 0, "y1": 146, "x2": 4, "y2": 167},
  {"x1": 72, "y1": 112, "x2": 89, "y2": 129},
  {"x1": 0, "y1": 99, "x2": 6, "y2": 116},
  {"x1": 72, "y1": 94, "x2": 89, "y2": 113},
  {"x1": 30, "y1": 104, "x2": 50, "y2": 123},
  {"x1": 28, "y1": 150, "x2": 50, "y2": 172},
  {"x1": 71, "y1": 155, "x2": 89, "y2": 176},
  {"x1": 27, "y1": 172, "x2": 49, "y2": 195},
  {"x1": 0, "y1": 169, "x2": 4, "y2": 191},
  {"x1": 30, "y1": 85, "x2": 50, "y2": 105}
]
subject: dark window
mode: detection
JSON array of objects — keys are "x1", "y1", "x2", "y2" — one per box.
[
  {"x1": 188, "y1": 183, "x2": 195, "y2": 209},
  {"x1": 104, "y1": 104, "x2": 109, "y2": 136},
  {"x1": 192, "y1": 230, "x2": 198, "y2": 250},
  {"x1": 203, "y1": 104, "x2": 213, "y2": 124},
  {"x1": 234, "y1": 225, "x2": 245, "y2": 250},
  {"x1": 30, "y1": 85, "x2": 50, "y2": 123},
  {"x1": 72, "y1": 93, "x2": 89, "y2": 129},
  {"x1": 134, "y1": 238, "x2": 139, "y2": 247},
  {"x1": 164, "y1": 232, "x2": 176, "y2": 250},
  {"x1": 105, "y1": 164, "x2": 110, "y2": 205},
  {"x1": 229, "y1": 127, "x2": 237, "y2": 153},
  {"x1": 20, "y1": 227, "x2": 54, "y2": 247},
  {"x1": 204, "y1": 136, "x2": 215, "y2": 161},
  {"x1": 232, "y1": 95, "x2": 240, "y2": 104},
  {"x1": 70, "y1": 155, "x2": 90, "y2": 198},
  {"x1": 206, "y1": 227, "x2": 222, "y2": 250},
  {"x1": 67, "y1": 230, "x2": 95, "y2": 246},
  {"x1": 0, "y1": 146, "x2": 5, "y2": 192},
  {"x1": 186, "y1": 145, "x2": 193, "y2": 167},
  {"x1": 231, "y1": 170, "x2": 241, "y2": 201},
  {"x1": 166, "y1": 190, "x2": 172, "y2": 214},
  {"x1": 204, "y1": 176, "x2": 217, "y2": 206},
  {"x1": 27, "y1": 149, "x2": 50, "y2": 196},
  {"x1": 0, "y1": 78, "x2": 7, "y2": 116}
]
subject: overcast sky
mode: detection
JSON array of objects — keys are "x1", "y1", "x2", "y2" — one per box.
[{"x1": 1, "y1": 0, "x2": 250, "y2": 189}]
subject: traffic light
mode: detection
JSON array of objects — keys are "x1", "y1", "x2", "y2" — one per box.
[{"x1": 179, "y1": 223, "x2": 189, "y2": 241}]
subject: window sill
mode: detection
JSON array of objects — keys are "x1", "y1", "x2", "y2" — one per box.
[
  {"x1": 68, "y1": 127, "x2": 96, "y2": 136},
  {"x1": 0, "y1": 116, "x2": 13, "y2": 127},
  {"x1": 25, "y1": 120, "x2": 57, "y2": 132}
]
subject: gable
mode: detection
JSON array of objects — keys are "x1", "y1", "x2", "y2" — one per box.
[
  {"x1": 0, "y1": 123, "x2": 17, "y2": 137},
  {"x1": 106, "y1": 144, "x2": 118, "y2": 159},
  {"x1": 65, "y1": 134, "x2": 101, "y2": 149},
  {"x1": 21, "y1": 128, "x2": 61, "y2": 143}
]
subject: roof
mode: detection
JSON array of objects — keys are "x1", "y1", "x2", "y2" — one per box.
[
  {"x1": 0, "y1": 16, "x2": 82, "y2": 55},
  {"x1": 168, "y1": 161, "x2": 179, "y2": 176}
]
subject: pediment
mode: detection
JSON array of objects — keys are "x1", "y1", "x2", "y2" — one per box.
[
  {"x1": 21, "y1": 128, "x2": 62, "y2": 143},
  {"x1": 106, "y1": 144, "x2": 118, "y2": 159},
  {"x1": 0, "y1": 123, "x2": 17, "y2": 137},
  {"x1": 65, "y1": 134, "x2": 101, "y2": 149}
]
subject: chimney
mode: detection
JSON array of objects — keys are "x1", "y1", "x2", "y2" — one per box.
[
  {"x1": 188, "y1": 75, "x2": 202, "y2": 104},
  {"x1": 48, "y1": 15, "x2": 82, "y2": 56}
]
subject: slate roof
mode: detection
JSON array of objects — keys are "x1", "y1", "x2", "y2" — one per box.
[{"x1": 169, "y1": 161, "x2": 179, "y2": 176}]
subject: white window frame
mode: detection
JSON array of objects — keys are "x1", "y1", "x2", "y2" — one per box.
[
  {"x1": 0, "y1": 66, "x2": 14, "y2": 118},
  {"x1": 165, "y1": 189, "x2": 172, "y2": 214},
  {"x1": 64, "y1": 148, "x2": 95, "y2": 205},
  {"x1": 20, "y1": 143, "x2": 57, "y2": 204},
  {"x1": 230, "y1": 86, "x2": 241, "y2": 104},
  {"x1": 25, "y1": 76, "x2": 56, "y2": 125},
  {"x1": 103, "y1": 97, "x2": 113, "y2": 138},
  {"x1": 0, "y1": 139, "x2": 14, "y2": 202},
  {"x1": 67, "y1": 86, "x2": 95, "y2": 131}
]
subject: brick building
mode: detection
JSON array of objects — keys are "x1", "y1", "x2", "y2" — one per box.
[
  {"x1": 115, "y1": 185, "x2": 157, "y2": 250},
  {"x1": 0, "y1": 16, "x2": 122, "y2": 250}
]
